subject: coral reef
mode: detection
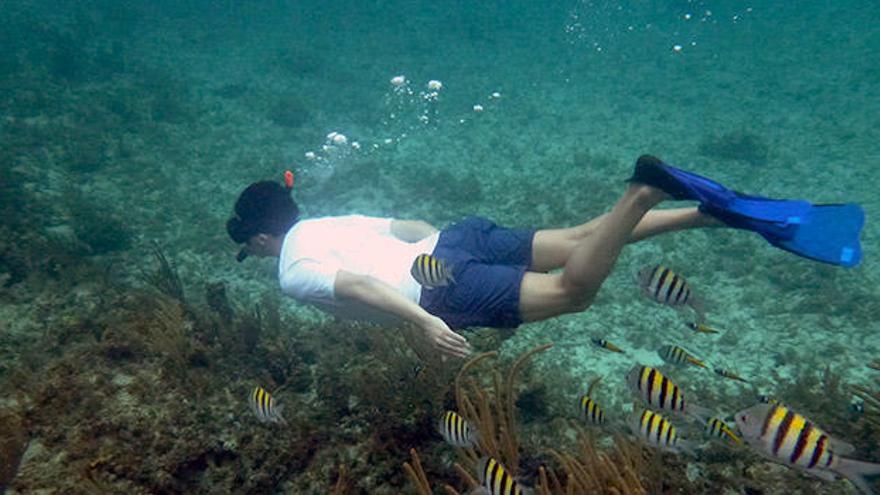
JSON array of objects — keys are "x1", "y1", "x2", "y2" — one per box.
[
  {"x1": 400, "y1": 345, "x2": 693, "y2": 494},
  {"x1": 204, "y1": 281, "x2": 234, "y2": 325},
  {"x1": 140, "y1": 245, "x2": 185, "y2": 304},
  {"x1": 852, "y1": 377, "x2": 880, "y2": 461},
  {"x1": 0, "y1": 409, "x2": 27, "y2": 491},
  {"x1": 71, "y1": 207, "x2": 133, "y2": 255},
  {"x1": 2, "y1": 283, "x2": 327, "y2": 493}
]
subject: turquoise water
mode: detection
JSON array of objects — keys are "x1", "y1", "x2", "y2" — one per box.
[{"x1": 1, "y1": 1, "x2": 878, "y2": 493}]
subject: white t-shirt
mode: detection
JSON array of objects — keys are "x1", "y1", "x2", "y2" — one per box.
[{"x1": 278, "y1": 215, "x2": 440, "y2": 324}]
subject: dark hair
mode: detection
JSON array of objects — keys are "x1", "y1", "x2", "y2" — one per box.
[{"x1": 226, "y1": 181, "x2": 299, "y2": 244}]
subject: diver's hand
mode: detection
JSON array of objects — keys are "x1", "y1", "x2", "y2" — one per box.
[{"x1": 420, "y1": 315, "x2": 471, "y2": 359}]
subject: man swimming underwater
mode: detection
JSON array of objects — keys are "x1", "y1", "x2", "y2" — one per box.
[{"x1": 227, "y1": 155, "x2": 864, "y2": 359}]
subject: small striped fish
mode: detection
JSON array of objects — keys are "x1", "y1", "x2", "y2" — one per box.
[
  {"x1": 579, "y1": 395, "x2": 606, "y2": 425},
  {"x1": 437, "y1": 410, "x2": 477, "y2": 448},
  {"x1": 637, "y1": 265, "x2": 693, "y2": 308},
  {"x1": 249, "y1": 386, "x2": 285, "y2": 424},
  {"x1": 714, "y1": 367, "x2": 749, "y2": 382},
  {"x1": 591, "y1": 338, "x2": 624, "y2": 353},
  {"x1": 474, "y1": 457, "x2": 531, "y2": 495},
  {"x1": 758, "y1": 394, "x2": 779, "y2": 405},
  {"x1": 658, "y1": 344, "x2": 707, "y2": 369},
  {"x1": 734, "y1": 403, "x2": 880, "y2": 493},
  {"x1": 687, "y1": 322, "x2": 719, "y2": 334},
  {"x1": 410, "y1": 253, "x2": 455, "y2": 289},
  {"x1": 705, "y1": 417, "x2": 742, "y2": 444},
  {"x1": 629, "y1": 409, "x2": 691, "y2": 454},
  {"x1": 625, "y1": 365, "x2": 686, "y2": 413}
]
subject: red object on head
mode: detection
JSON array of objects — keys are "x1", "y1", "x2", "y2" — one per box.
[{"x1": 284, "y1": 170, "x2": 294, "y2": 189}]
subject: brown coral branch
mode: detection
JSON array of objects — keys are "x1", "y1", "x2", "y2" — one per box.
[
  {"x1": 0, "y1": 409, "x2": 27, "y2": 491},
  {"x1": 853, "y1": 384, "x2": 880, "y2": 428},
  {"x1": 452, "y1": 461, "x2": 479, "y2": 490},
  {"x1": 140, "y1": 243, "x2": 185, "y2": 304},
  {"x1": 331, "y1": 464, "x2": 352, "y2": 495},
  {"x1": 452, "y1": 344, "x2": 552, "y2": 479},
  {"x1": 403, "y1": 448, "x2": 431, "y2": 495},
  {"x1": 540, "y1": 428, "x2": 649, "y2": 495},
  {"x1": 454, "y1": 351, "x2": 497, "y2": 407},
  {"x1": 503, "y1": 342, "x2": 553, "y2": 470}
]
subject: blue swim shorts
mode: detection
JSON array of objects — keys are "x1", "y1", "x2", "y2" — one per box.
[{"x1": 418, "y1": 216, "x2": 536, "y2": 329}]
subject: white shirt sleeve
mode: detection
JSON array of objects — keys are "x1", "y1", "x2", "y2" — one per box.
[{"x1": 279, "y1": 258, "x2": 339, "y2": 302}]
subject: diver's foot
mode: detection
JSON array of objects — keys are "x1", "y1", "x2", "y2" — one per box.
[
  {"x1": 627, "y1": 155, "x2": 691, "y2": 200},
  {"x1": 626, "y1": 182, "x2": 670, "y2": 210},
  {"x1": 696, "y1": 208, "x2": 726, "y2": 227}
]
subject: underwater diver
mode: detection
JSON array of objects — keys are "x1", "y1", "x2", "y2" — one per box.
[{"x1": 226, "y1": 155, "x2": 864, "y2": 359}]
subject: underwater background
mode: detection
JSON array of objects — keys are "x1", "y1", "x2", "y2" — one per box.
[{"x1": 1, "y1": 0, "x2": 878, "y2": 493}]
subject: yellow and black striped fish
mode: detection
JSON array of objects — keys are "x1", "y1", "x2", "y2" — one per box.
[
  {"x1": 733, "y1": 402, "x2": 880, "y2": 492},
  {"x1": 591, "y1": 337, "x2": 625, "y2": 353},
  {"x1": 474, "y1": 456, "x2": 529, "y2": 495},
  {"x1": 410, "y1": 253, "x2": 455, "y2": 289},
  {"x1": 705, "y1": 416, "x2": 742, "y2": 444},
  {"x1": 437, "y1": 410, "x2": 477, "y2": 448},
  {"x1": 737, "y1": 402, "x2": 880, "y2": 492},
  {"x1": 249, "y1": 386, "x2": 285, "y2": 424},
  {"x1": 625, "y1": 365, "x2": 686, "y2": 413},
  {"x1": 658, "y1": 344, "x2": 708, "y2": 369},
  {"x1": 714, "y1": 367, "x2": 749, "y2": 383},
  {"x1": 579, "y1": 395, "x2": 606, "y2": 425},
  {"x1": 636, "y1": 265, "x2": 693, "y2": 308},
  {"x1": 687, "y1": 322, "x2": 720, "y2": 334},
  {"x1": 629, "y1": 409, "x2": 691, "y2": 454}
]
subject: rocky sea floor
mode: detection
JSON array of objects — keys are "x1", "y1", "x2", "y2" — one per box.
[{"x1": 2, "y1": 1, "x2": 879, "y2": 493}]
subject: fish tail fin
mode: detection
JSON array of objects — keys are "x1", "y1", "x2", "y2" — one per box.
[
  {"x1": 676, "y1": 439, "x2": 698, "y2": 457},
  {"x1": 469, "y1": 427, "x2": 481, "y2": 449},
  {"x1": 586, "y1": 376, "x2": 602, "y2": 397},
  {"x1": 830, "y1": 438, "x2": 857, "y2": 456},
  {"x1": 688, "y1": 357, "x2": 708, "y2": 369},
  {"x1": 835, "y1": 457, "x2": 880, "y2": 495},
  {"x1": 275, "y1": 404, "x2": 287, "y2": 424},
  {"x1": 686, "y1": 404, "x2": 713, "y2": 424},
  {"x1": 474, "y1": 456, "x2": 490, "y2": 483},
  {"x1": 725, "y1": 429, "x2": 743, "y2": 444},
  {"x1": 689, "y1": 296, "x2": 707, "y2": 323}
]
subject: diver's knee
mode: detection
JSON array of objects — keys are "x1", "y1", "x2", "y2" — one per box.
[
  {"x1": 561, "y1": 285, "x2": 594, "y2": 313},
  {"x1": 568, "y1": 296, "x2": 593, "y2": 313}
]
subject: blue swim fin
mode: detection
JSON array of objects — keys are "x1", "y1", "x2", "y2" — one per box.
[{"x1": 630, "y1": 155, "x2": 865, "y2": 267}]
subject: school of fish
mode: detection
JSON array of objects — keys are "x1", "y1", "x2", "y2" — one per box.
[{"x1": 242, "y1": 263, "x2": 879, "y2": 494}]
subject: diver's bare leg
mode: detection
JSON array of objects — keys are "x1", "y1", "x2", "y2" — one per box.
[
  {"x1": 561, "y1": 185, "x2": 666, "y2": 303},
  {"x1": 530, "y1": 207, "x2": 720, "y2": 272},
  {"x1": 517, "y1": 185, "x2": 669, "y2": 321}
]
